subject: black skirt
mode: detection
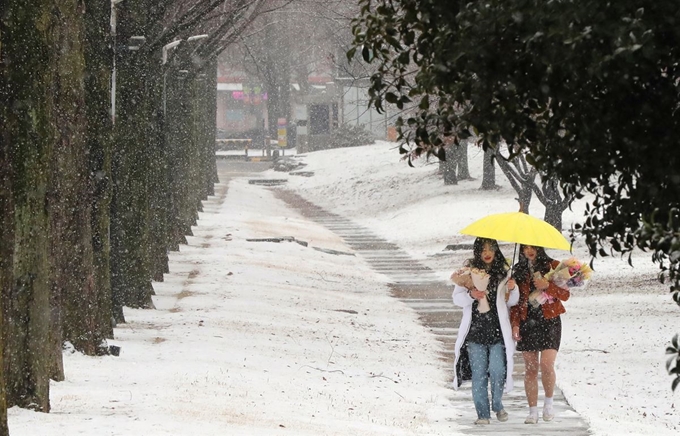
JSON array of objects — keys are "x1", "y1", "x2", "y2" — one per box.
[{"x1": 516, "y1": 305, "x2": 562, "y2": 352}]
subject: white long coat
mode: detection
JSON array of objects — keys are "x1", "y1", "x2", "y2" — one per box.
[{"x1": 452, "y1": 276, "x2": 519, "y2": 392}]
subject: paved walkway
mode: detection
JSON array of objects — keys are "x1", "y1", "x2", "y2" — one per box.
[{"x1": 273, "y1": 187, "x2": 590, "y2": 435}]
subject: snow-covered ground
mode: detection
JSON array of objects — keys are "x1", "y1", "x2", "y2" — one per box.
[
  {"x1": 8, "y1": 141, "x2": 678, "y2": 435},
  {"x1": 284, "y1": 141, "x2": 680, "y2": 435},
  {"x1": 216, "y1": 147, "x2": 298, "y2": 158}
]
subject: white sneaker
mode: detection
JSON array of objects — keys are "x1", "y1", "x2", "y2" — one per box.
[
  {"x1": 474, "y1": 418, "x2": 491, "y2": 425},
  {"x1": 543, "y1": 405, "x2": 554, "y2": 421},
  {"x1": 524, "y1": 413, "x2": 538, "y2": 424},
  {"x1": 496, "y1": 409, "x2": 509, "y2": 422}
]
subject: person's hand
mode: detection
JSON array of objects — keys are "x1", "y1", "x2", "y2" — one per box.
[
  {"x1": 533, "y1": 276, "x2": 549, "y2": 290},
  {"x1": 470, "y1": 289, "x2": 486, "y2": 300},
  {"x1": 505, "y1": 279, "x2": 517, "y2": 301},
  {"x1": 512, "y1": 326, "x2": 521, "y2": 341}
]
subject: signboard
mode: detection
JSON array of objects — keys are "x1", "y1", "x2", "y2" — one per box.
[
  {"x1": 277, "y1": 118, "x2": 287, "y2": 148},
  {"x1": 294, "y1": 104, "x2": 308, "y2": 120},
  {"x1": 236, "y1": 84, "x2": 267, "y2": 103}
]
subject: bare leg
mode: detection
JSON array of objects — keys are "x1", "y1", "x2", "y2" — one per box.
[
  {"x1": 522, "y1": 351, "x2": 539, "y2": 407},
  {"x1": 540, "y1": 349, "x2": 558, "y2": 398}
]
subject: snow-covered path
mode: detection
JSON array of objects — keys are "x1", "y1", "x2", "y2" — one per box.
[{"x1": 8, "y1": 145, "x2": 679, "y2": 436}]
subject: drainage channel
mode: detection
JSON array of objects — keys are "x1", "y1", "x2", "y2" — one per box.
[{"x1": 274, "y1": 189, "x2": 589, "y2": 435}]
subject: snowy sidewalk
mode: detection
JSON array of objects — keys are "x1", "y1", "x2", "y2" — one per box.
[
  {"x1": 10, "y1": 154, "x2": 673, "y2": 435},
  {"x1": 8, "y1": 168, "x2": 455, "y2": 435}
]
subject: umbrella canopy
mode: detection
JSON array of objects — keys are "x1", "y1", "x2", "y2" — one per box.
[{"x1": 459, "y1": 212, "x2": 571, "y2": 251}]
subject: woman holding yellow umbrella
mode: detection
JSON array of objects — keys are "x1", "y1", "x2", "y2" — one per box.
[{"x1": 458, "y1": 211, "x2": 572, "y2": 425}]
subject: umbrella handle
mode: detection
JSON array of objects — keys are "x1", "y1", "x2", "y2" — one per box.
[{"x1": 510, "y1": 243, "x2": 518, "y2": 276}]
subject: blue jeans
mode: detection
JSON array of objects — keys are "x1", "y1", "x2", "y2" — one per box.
[{"x1": 467, "y1": 341, "x2": 506, "y2": 419}]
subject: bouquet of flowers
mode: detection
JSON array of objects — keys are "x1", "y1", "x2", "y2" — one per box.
[
  {"x1": 469, "y1": 268, "x2": 491, "y2": 313},
  {"x1": 544, "y1": 257, "x2": 593, "y2": 289},
  {"x1": 529, "y1": 272, "x2": 554, "y2": 307},
  {"x1": 452, "y1": 267, "x2": 492, "y2": 313}
]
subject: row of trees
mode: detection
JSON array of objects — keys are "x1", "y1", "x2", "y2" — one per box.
[
  {"x1": 0, "y1": 0, "x2": 277, "y2": 432},
  {"x1": 351, "y1": 0, "x2": 680, "y2": 389}
]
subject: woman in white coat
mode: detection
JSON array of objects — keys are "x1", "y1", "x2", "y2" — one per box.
[{"x1": 451, "y1": 237, "x2": 519, "y2": 425}]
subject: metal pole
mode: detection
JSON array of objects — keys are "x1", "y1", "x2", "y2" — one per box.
[
  {"x1": 163, "y1": 72, "x2": 167, "y2": 116},
  {"x1": 110, "y1": 0, "x2": 124, "y2": 125},
  {"x1": 162, "y1": 40, "x2": 183, "y2": 117},
  {"x1": 111, "y1": 60, "x2": 116, "y2": 124}
]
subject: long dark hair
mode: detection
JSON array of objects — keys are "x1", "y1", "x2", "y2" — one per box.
[
  {"x1": 512, "y1": 244, "x2": 554, "y2": 284},
  {"x1": 464, "y1": 238, "x2": 508, "y2": 291}
]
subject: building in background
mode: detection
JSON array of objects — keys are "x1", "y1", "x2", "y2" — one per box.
[
  {"x1": 215, "y1": 63, "x2": 267, "y2": 148},
  {"x1": 216, "y1": 53, "x2": 395, "y2": 152},
  {"x1": 339, "y1": 80, "x2": 397, "y2": 141}
]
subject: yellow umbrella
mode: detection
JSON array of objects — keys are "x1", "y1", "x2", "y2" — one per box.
[{"x1": 459, "y1": 212, "x2": 571, "y2": 251}]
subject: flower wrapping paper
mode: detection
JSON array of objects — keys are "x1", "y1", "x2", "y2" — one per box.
[
  {"x1": 469, "y1": 268, "x2": 491, "y2": 313},
  {"x1": 469, "y1": 268, "x2": 490, "y2": 292},
  {"x1": 544, "y1": 257, "x2": 593, "y2": 289}
]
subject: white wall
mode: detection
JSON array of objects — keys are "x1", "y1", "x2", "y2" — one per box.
[{"x1": 342, "y1": 85, "x2": 396, "y2": 138}]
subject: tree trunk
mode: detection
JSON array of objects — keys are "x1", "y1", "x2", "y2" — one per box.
[
  {"x1": 267, "y1": 76, "x2": 291, "y2": 140},
  {"x1": 2, "y1": 0, "x2": 54, "y2": 412},
  {"x1": 166, "y1": 40, "x2": 215, "y2": 249},
  {"x1": 264, "y1": 18, "x2": 292, "y2": 142},
  {"x1": 544, "y1": 203, "x2": 564, "y2": 230},
  {"x1": 148, "y1": 63, "x2": 170, "y2": 282},
  {"x1": 84, "y1": 0, "x2": 115, "y2": 339},
  {"x1": 166, "y1": 70, "x2": 193, "y2": 249},
  {"x1": 194, "y1": 66, "x2": 218, "y2": 199},
  {"x1": 186, "y1": 75, "x2": 202, "y2": 228},
  {"x1": 191, "y1": 75, "x2": 208, "y2": 208},
  {"x1": 517, "y1": 183, "x2": 533, "y2": 213},
  {"x1": 493, "y1": 149, "x2": 536, "y2": 213},
  {"x1": 442, "y1": 147, "x2": 458, "y2": 185},
  {"x1": 110, "y1": 9, "x2": 154, "y2": 317},
  {"x1": 454, "y1": 141, "x2": 470, "y2": 179},
  {"x1": 47, "y1": 307, "x2": 64, "y2": 382},
  {"x1": 541, "y1": 179, "x2": 569, "y2": 230},
  {"x1": 480, "y1": 148, "x2": 497, "y2": 190},
  {"x1": 50, "y1": 0, "x2": 106, "y2": 359},
  {"x1": 0, "y1": 8, "x2": 13, "y2": 428},
  {"x1": 204, "y1": 61, "x2": 219, "y2": 193}
]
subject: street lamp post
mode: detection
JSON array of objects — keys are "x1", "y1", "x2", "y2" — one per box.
[
  {"x1": 187, "y1": 34, "x2": 209, "y2": 43},
  {"x1": 110, "y1": 0, "x2": 124, "y2": 124},
  {"x1": 161, "y1": 35, "x2": 209, "y2": 117},
  {"x1": 110, "y1": 0, "x2": 146, "y2": 125},
  {"x1": 162, "y1": 40, "x2": 182, "y2": 117}
]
